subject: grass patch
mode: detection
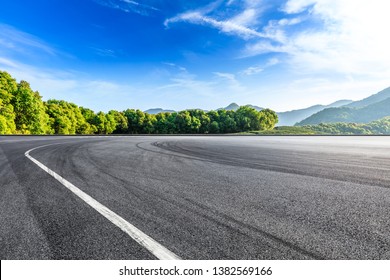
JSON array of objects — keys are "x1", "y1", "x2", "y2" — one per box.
[{"x1": 243, "y1": 126, "x2": 318, "y2": 135}]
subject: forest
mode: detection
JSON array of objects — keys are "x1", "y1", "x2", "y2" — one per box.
[{"x1": 0, "y1": 71, "x2": 278, "y2": 135}]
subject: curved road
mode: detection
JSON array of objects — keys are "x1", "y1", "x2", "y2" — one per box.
[{"x1": 1, "y1": 136, "x2": 390, "y2": 259}]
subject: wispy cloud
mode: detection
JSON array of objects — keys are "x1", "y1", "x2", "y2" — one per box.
[
  {"x1": 164, "y1": 0, "x2": 270, "y2": 40},
  {"x1": 0, "y1": 56, "x2": 139, "y2": 111},
  {"x1": 241, "y1": 65, "x2": 263, "y2": 76},
  {"x1": 165, "y1": 12, "x2": 264, "y2": 40},
  {"x1": 0, "y1": 23, "x2": 58, "y2": 56},
  {"x1": 214, "y1": 71, "x2": 245, "y2": 91},
  {"x1": 243, "y1": 0, "x2": 390, "y2": 79},
  {"x1": 162, "y1": 62, "x2": 187, "y2": 72},
  {"x1": 94, "y1": 0, "x2": 159, "y2": 15},
  {"x1": 241, "y1": 57, "x2": 279, "y2": 76},
  {"x1": 90, "y1": 47, "x2": 117, "y2": 57},
  {"x1": 282, "y1": 0, "x2": 317, "y2": 14}
]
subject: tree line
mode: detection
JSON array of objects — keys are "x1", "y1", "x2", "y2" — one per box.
[
  {"x1": 0, "y1": 71, "x2": 278, "y2": 135},
  {"x1": 302, "y1": 117, "x2": 390, "y2": 135}
]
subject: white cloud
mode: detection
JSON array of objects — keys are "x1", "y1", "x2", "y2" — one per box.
[
  {"x1": 214, "y1": 71, "x2": 245, "y2": 91},
  {"x1": 244, "y1": 0, "x2": 390, "y2": 79},
  {"x1": 266, "y1": 57, "x2": 280, "y2": 67},
  {"x1": 162, "y1": 62, "x2": 187, "y2": 72},
  {"x1": 282, "y1": 0, "x2": 317, "y2": 14},
  {"x1": 94, "y1": 0, "x2": 158, "y2": 15},
  {"x1": 241, "y1": 57, "x2": 279, "y2": 76},
  {"x1": 230, "y1": 8, "x2": 258, "y2": 27},
  {"x1": 166, "y1": 0, "x2": 390, "y2": 92},
  {"x1": 165, "y1": 11, "x2": 265, "y2": 40},
  {"x1": 90, "y1": 47, "x2": 116, "y2": 57},
  {"x1": 0, "y1": 24, "x2": 57, "y2": 56},
  {"x1": 241, "y1": 66, "x2": 263, "y2": 76},
  {"x1": 0, "y1": 56, "x2": 140, "y2": 112},
  {"x1": 227, "y1": 0, "x2": 236, "y2": 6},
  {"x1": 164, "y1": 0, "x2": 269, "y2": 40}
]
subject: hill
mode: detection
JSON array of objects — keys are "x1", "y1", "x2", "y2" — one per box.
[
  {"x1": 303, "y1": 116, "x2": 390, "y2": 135},
  {"x1": 345, "y1": 87, "x2": 390, "y2": 108},
  {"x1": 223, "y1": 103, "x2": 240, "y2": 111},
  {"x1": 144, "y1": 103, "x2": 263, "y2": 114},
  {"x1": 277, "y1": 100, "x2": 352, "y2": 126},
  {"x1": 247, "y1": 104, "x2": 264, "y2": 111},
  {"x1": 144, "y1": 108, "x2": 176, "y2": 114},
  {"x1": 297, "y1": 97, "x2": 390, "y2": 125},
  {"x1": 217, "y1": 103, "x2": 263, "y2": 111}
]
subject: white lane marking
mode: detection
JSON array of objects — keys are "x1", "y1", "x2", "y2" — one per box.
[{"x1": 25, "y1": 144, "x2": 181, "y2": 260}]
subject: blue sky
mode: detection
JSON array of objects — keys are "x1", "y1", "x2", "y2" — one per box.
[{"x1": 0, "y1": 0, "x2": 389, "y2": 112}]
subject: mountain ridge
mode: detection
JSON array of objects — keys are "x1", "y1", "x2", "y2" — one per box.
[
  {"x1": 345, "y1": 87, "x2": 390, "y2": 108},
  {"x1": 276, "y1": 100, "x2": 353, "y2": 126},
  {"x1": 297, "y1": 96, "x2": 390, "y2": 125}
]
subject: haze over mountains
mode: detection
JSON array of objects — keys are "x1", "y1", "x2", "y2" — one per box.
[
  {"x1": 344, "y1": 87, "x2": 390, "y2": 108},
  {"x1": 144, "y1": 87, "x2": 390, "y2": 127},
  {"x1": 143, "y1": 101, "x2": 353, "y2": 126},
  {"x1": 298, "y1": 87, "x2": 390, "y2": 125},
  {"x1": 276, "y1": 100, "x2": 353, "y2": 126},
  {"x1": 144, "y1": 108, "x2": 176, "y2": 114}
]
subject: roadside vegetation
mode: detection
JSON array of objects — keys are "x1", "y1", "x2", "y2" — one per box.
[
  {"x1": 246, "y1": 118, "x2": 390, "y2": 135},
  {"x1": 0, "y1": 71, "x2": 278, "y2": 135},
  {"x1": 246, "y1": 126, "x2": 317, "y2": 135},
  {"x1": 302, "y1": 117, "x2": 390, "y2": 135}
]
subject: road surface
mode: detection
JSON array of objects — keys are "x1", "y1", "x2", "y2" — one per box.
[{"x1": 1, "y1": 136, "x2": 390, "y2": 259}]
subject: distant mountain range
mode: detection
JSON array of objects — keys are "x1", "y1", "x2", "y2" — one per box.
[
  {"x1": 297, "y1": 87, "x2": 390, "y2": 125},
  {"x1": 344, "y1": 87, "x2": 390, "y2": 108},
  {"x1": 216, "y1": 103, "x2": 264, "y2": 111},
  {"x1": 144, "y1": 101, "x2": 353, "y2": 126},
  {"x1": 144, "y1": 103, "x2": 263, "y2": 114},
  {"x1": 144, "y1": 86, "x2": 390, "y2": 127},
  {"x1": 276, "y1": 100, "x2": 353, "y2": 126},
  {"x1": 144, "y1": 108, "x2": 176, "y2": 114}
]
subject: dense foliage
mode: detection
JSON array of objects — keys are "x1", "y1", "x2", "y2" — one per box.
[
  {"x1": 248, "y1": 126, "x2": 317, "y2": 135},
  {"x1": 246, "y1": 117, "x2": 390, "y2": 135},
  {"x1": 297, "y1": 97, "x2": 390, "y2": 125},
  {"x1": 303, "y1": 117, "x2": 390, "y2": 135},
  {"x1": 0, "y1": 71, "x2": 278, "y2": 135}
]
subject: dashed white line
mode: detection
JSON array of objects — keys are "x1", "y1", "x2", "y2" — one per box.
[{"x1": 25, "y1": 144, "x2": 181, "y2": 260}]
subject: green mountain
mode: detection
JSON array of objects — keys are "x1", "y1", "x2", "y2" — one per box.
[
  {"x1": 328, "y1": 99, "x2": 354, "y2": 107},
  {"x1": 277, "y1": 100, "x2": 352, "y2": 126},
  {"x1": 144, "y1": 108, "x2": 176, "y2": 114},
  {"x1": 145, "y1": 103, "x2": 263, "y2": 114},
  {"x1": 247, "y1": 104, "x2": 264, "y2": 111},
  {"x1": 225, "y1": 102, "x2": 240, "y2": 111},
  {"x1": 304, "y1": 116, "x2": 390, "y2": 135},
  {"x1": 345, "y1": 87, "x2": 390, "y2": 108},
  {"x1": 217, "y1": 103, "x2": 264, "y2": 111},
  {"x1": 297, "y1": 96, "x2": 390, "y2": 125}
]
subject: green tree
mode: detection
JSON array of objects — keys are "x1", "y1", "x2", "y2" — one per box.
[
  {"x1": 209, "y1": 121, "x2": 220, "y2": 133},
  {"x1": 207, "y1": 111, "x2": 220, "y2": 133},
  {"x1": 46, "y1": 100, "x2": 74, "y2": 134},
  {"x1": 234, "y1": 106, "x2": 262, "y2": 132},
  {"x1": 0, "y1": 71, "x2": 17, "y2": 134},
  {"x1": 155, "y1": 112, "x2": 168, "y2": 134},
  {"x1": 13, "y1": 81, "x2": 52, "y2": 134},
  {"x1": 80, "y1": 107, "x2": 97, "y2": 134},
  {"x1": 93, "y1": 111, "x2": 117, "y2": 134},
  {"x1": 217, "y1": 109, "x2": 237, "y2": 133},
  {"x1": 175, "y1": 111, "x2": 192, "y2": 133},
  {"x1": 124, "y1": 109, "x2": 147, "y2": 134},
  {"x1": 188, "y1": 109, "x2": 210, "y2": 133},
  {"x1": 259, "y1": 108, "x2": 278, "y2": 130},
  {"x1": 46, "y1": 100, "x2": 92, "y2": 134},
  {"x1": 142, "y1": 113, "x2": 157, "y2": 134},
  {"x1": 108, "y1": 110, "x2": 128, "y2": 134}
]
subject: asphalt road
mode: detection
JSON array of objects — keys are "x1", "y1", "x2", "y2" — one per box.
[{"x1": 1, "y1": 135, "x2": 390, "y2": 260}]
